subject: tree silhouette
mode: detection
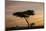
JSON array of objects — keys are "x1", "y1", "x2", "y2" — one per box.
[{"x1": 13, "y1": 10, "x2": 34, "y2": 28}]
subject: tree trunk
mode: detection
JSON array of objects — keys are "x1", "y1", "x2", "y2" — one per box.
[{"x1": 24, "y1": 17, "x2": 29, "y2": 28}]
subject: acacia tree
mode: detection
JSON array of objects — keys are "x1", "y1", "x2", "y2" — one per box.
[{"x1": 13, "y1": 10, "x2": 34, "y2": 28}]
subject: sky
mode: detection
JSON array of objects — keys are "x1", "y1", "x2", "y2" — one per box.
[{"x1": 6, "y1": 1, "x2": 44, "y2": 16}]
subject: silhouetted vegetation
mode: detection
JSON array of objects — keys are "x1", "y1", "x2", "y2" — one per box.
[
  {"x1": 6, "y1": 26, "x2": 44, "y2": 30},
  {"x1": 23, "y1": 10, "x2": 34, "y2": 15},
  {"x1": 13, "y1": 10, "x2": 34, "y2": 17},
  {"x1": 13, "y1": 10, "x2": 35, "y2": 28}
]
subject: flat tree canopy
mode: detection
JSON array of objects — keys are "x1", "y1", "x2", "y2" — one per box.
[{"x1": 13, "y1": 10, "x2": 34, "y2": 17}]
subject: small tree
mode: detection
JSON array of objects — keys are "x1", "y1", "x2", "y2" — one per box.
[{"x1": 13, "y1": 10, "x2": 34, "y2": 28}]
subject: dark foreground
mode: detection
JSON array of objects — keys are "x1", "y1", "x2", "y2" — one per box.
[{"x1": 6, "y1": 26, "x2": 44, "y2": 31}]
